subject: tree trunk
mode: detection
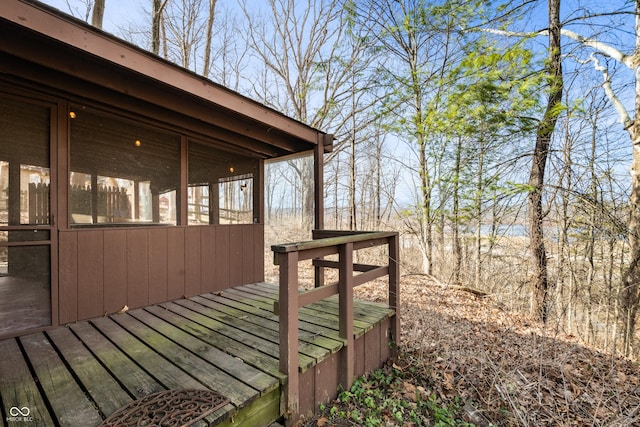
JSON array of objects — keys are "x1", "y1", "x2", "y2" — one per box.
[
  {"x1": 151, "y1": 0, "x2": 163, "y2": 55},
  {"x1": 202, "y1": 0, "x2": 218, "y2": 77},
  {"x1": 91, "y1": 0, "x2": 106, "y2": 29},
  {"x1": 619, "y1": 0, "x2": 640, "y2": 357},
  {"x1": 475, "y1": 139, "x2": 484, "y2": 289},
  {"x1": 453, "y1": 136, "x2": 462, "y2": 283},
  {"x1": 528, "y1": 0, "x2": 562, "y2": 323}
]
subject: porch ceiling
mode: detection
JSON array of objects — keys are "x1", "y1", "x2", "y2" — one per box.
[{"x1": 0, "y1": 0, "x2": 332, "y2": 159}]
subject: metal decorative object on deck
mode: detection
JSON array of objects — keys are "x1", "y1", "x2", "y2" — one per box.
[{"x1": 100, "y1": 389, "x2": 230, "y2": 427}]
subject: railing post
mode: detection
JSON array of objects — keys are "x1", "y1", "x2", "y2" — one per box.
[
  {"x1": 338, "y1": 242, "x2": 354, "y2": 390},
  {"x1": 278, "y1": 251, "x2": 299, "y2": 421},
  {"x1": 388, "y1": 234, "x2": 400, "y2": 357}
]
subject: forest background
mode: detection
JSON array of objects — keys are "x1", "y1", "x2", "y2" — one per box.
[{"x1": 41, "y1": 0, "x2": 640, "y2": 360}]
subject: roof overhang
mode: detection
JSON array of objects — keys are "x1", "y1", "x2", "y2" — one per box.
[{"x1": 0, "y1": 0, "x2": 333, "y2": 159}]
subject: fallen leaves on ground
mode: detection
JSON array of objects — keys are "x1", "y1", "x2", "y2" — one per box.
[{"x1": 303, "y1": 274, "x2": 640, "y2": 426}]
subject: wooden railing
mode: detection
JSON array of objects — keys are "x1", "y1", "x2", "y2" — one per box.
[{"x1": 271, "y1": 230, "x2": 400, "y2": 420}]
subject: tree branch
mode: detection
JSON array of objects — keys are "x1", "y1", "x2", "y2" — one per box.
[{"x1": 481, "y1": 27, "x2": 637, "y2": 69}]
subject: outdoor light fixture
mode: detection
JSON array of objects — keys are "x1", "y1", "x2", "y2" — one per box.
[
  {"x1": 69, "y1": 111, "x2": 76, "y2": 119},
  {"x1": 229, "y1": 167, "x2": 235, "y2": 173},
  {"x1": 135, "y1": 139, "x2": 142, "y2": 147}
]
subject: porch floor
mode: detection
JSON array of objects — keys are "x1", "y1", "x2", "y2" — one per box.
[{"x1": 0, "y1": 282, "x2": 394, "y2": 426}]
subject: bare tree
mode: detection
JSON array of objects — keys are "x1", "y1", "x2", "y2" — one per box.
[{"x1": 528, "y1": 0, "x2": 563, "y2": 323}]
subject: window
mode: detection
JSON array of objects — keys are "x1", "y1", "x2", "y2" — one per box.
[
  {"x1": 188, "y1": 141, "x2": 257, "y2": 225},
  {"x1": 69, "y1": 108, "x2": 180, "y2": 226}
]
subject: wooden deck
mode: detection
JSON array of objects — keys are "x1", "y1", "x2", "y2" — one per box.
[{"x1": 0, "y1": 282, "x2": 394, "y2": 426}]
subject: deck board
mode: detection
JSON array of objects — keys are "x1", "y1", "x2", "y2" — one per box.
[
  {"x1": 68, "y1": 321, "x2": 163, "y2": 398},
  {"x1": 128, "y1": 307, "x2": 277, "y2": 394},
  {"x1": 109, "y1": 311, "x2": 258, "y2": 407},
  {"x1": 147, "y1": 303, "x2": 286, "y2": 382},
  {"x1": 199, "y1": 292, "x2": 345, "y2": 354},
  {"x1": 19, "y1": 333, "x2": 104, "y2": 426},
  {"x1": 46, "y1": 327, "x2": 132, "y2": 416},
  {"x1": 0, "y1": 338, "x2": 55, "y2": 426},
  {"x1": 0, "y1": 282, "x2": 394, "y2": 426}
]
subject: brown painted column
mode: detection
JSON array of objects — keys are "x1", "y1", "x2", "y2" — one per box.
[
  {"x1": 278, "y1": 250, "x2": 299, "y2": 422},
  {"x1": 339, "y1": 242, "x2": 354, "y2": 390}
]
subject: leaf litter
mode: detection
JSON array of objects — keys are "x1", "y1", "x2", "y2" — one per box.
[{"x1": 301, "y1": 274, "x2": 640, "y2": 426}]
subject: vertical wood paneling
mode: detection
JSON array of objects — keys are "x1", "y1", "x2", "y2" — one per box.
[
  {"x1": 148, "y1": 228, "x2": 168, "y2": 304},
  {"x1": 184, "y1": 227, "x2": 201, "y2": 297},
  {"x1": 200, "y1": 226, "x2": 216, "y2": 293},
  {"x1": 315, "y1": 352, "x2": 338, "y2": 407},
  {"x1": 354, "y1": 335, "x2": 365, "y2": 377},
  {"x1": 214, "y1": 226, "x2": 230, "y2": 290},
  {"x1": 254, "y1": 224, "x2": 265, "y2": 282},
  {"x1": 56, "y1": 223, "x2": 264, "y2": 324},
  {"x1": 298, "y1": 369, "x2": 315, "y2": 418},
  {"x1": 103, "y1": 230, "x2": 127, "y2": 314},
  {"x1": 379, "y1": 318, "x2": 391, "y2": 364},
  {"x1": 167, "y1": 227, "x2": 185, "y2": 300},
  {"x1": 364, "y1": 323, "x2": 381, "y2": 374},
  {"x1": 77, "y1": 230, "x2": 104, "y2": 320},
  {"x1": 58, "y1": 231, "x2": 78, "y2": 324},
  {"x1": 127, "y1": 229, "x2": 149, "y2": 308},
  {"x1": 242, "y1": 225, "x2": 254, "y2": 284},
  {"x1": 229, "y1": 226, "x2": 243, "y2": 286}
]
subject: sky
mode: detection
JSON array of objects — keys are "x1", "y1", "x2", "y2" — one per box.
[{"x1": 39, "y1": 0, "x2": 146, "y2": 35}]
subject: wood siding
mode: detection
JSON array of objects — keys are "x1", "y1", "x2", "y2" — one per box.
[{"x1": 58, "y1": 224, "x2": 264, "y2": 324}]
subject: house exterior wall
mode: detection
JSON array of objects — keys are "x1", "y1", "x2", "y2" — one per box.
[{"x1": 58, "y1": 224, "x2": 264, "y2": 324}]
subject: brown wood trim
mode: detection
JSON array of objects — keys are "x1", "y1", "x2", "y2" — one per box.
[
  {"x1": 338, "y1": 242, "x2": 354, "y2": 391},
  {"x1": 279, "y1": 251, "x2": 300, "y2": 419},
  {"x1": 388, "y1": 233, "x2": 400, "y2": 357},
  {"x1": 179, "y1": 136, "x2": 188, "y2": 226},
  {"x1": 312, "y1": 259, "x2": 378, "y2": 272},
  {"x1": 298, "y1": 283, "x2": 339, "y2": 308},
  {"x1": 273, "y1": 231, "x2": 396, "y2": 253},
  {"x1": 353, "y1": 266, "x2": 389, "y2": 287},
  {"x1": 0, "y1": 240, "x2": 51, "y2": 247}
]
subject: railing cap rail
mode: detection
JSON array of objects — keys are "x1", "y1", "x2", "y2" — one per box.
[{"x1": 271, "y1": 230, "x2": 398, "y2": 253}]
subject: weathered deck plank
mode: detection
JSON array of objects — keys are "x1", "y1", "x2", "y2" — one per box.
[
  {"x1": 147, "y1": 303, "x2": 286, "y2": 382},
  {"x1": 199, "y1": 292, "x2": 345, "y2": 354},
  {"x1": 46, "y1": 327, "x2": 132, "y2": 417},
  {"x1": 0, "y1": 338, "x2": 55, "y2": 426},
  {"x1": 90, "y1": 316, "x2": 210, "y2": 391},
  {"x1": 224, "y1": 286, "x2": 373, "y2": 337},
  {"x1": 170, "y1": 297, "x2": 320, "y2": 370},
  {"x1": 244, "y1": 282, "x2": 394, "y2": 331},
  {"x1": 19, "y1": 333, "x2": 103, "y2": 426},
  {"x1": 188, "y1": 295, "x2": 333, "y2": 365},
  {"x1": 68, "y1": 321, "x2": 164, "y2": 398},
  {"x1": 0, "y1": 282, "x2": 395, "y2": 427},
  {"x1": 128, "y1": 307, "x2": 278, "y2": 394},
  {"x1": 109, "y1": 312, "x2": 258, "y2": 407}
]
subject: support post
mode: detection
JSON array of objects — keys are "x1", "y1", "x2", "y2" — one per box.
[
  {"x1": 278, "y1": 251, "x2": 299, "y2": 421},
  {"x1": 339, "y1": 242, "x2": 354, "y2": 390},
  {"x1": 388, "y1": 234, "x2": 400, "y2": 357},
  {"x1": 314, "y1": 137, "x2": 325, "y2": 288}
]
